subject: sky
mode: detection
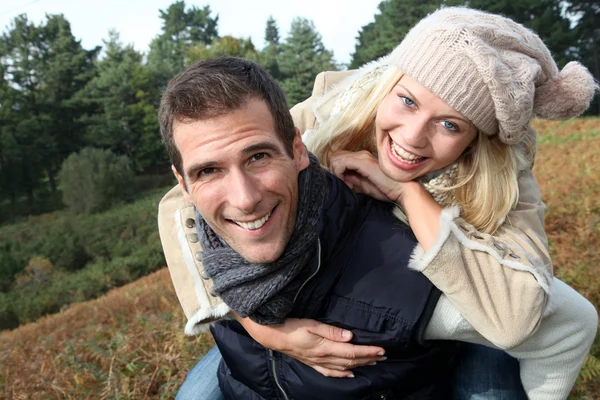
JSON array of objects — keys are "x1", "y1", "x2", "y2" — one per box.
[{"x1": 0, "y1": 0, "x2": 383, "y2": 65}]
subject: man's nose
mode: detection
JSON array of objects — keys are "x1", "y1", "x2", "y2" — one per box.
[{"x1": 227, "y1": 170, "x2": 262, "y2": 214}]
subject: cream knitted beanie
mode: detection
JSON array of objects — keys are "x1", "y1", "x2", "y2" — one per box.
[{"x1": 387, "y1": 7, "x2": 598, "y2": 144}]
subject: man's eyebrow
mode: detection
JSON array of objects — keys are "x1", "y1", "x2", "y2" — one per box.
[{"x1": 242, "y1": 141, "x2": 282, "y2": 156}]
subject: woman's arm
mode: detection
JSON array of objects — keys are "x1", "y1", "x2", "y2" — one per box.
[
  {"x1": 425, "y1": 278, "x2": 598, "y2": 400},
  {"x1": 401, "y1": 169, "x2": 552, "y2": 349},
  {"x1": 329, "y1": 151, "x2": 552, "y2": 349}
]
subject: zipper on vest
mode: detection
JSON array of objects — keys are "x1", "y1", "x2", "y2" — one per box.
[
  {"x1": 293, "y1": 239, "x2": 322, "y2": 305},
  {"x1": 269, "y1": 349, "x2": 290, "y2": 400}
]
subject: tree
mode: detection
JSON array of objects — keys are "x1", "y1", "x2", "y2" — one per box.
[
  {"x1": 261, "y1": 16, "x2": 283, "y2": 80},
  {"x1": 188, "y1": 35, "x2": 258, "y2": 61},
  {"x1": 77, "y1": 30, "x2": 165, "y2": 171},
  {"x1": 58, "y1": 147, "x2": 136, "y2": 213},
  {"x1": 350, "y1": 0, "x2": 443, "y2": 68},
  {"x1": 147, "y1": 1, "x2": 219, "y2": 86},
  {"x1": 278, "y1": 18, "x2": 338, "y2": 105},
  {"x1": 265, "y1": 15, "x2": 280, "y2": 46},
  {"x1": 452, "y1": 0, "x2": 576, "y2": 67},
  {"x1": 0, "y1": 14, "x2": 98, "y2": 198},
  {"x1": 566, "y1": 0, "x2": 600, "y2": 114}
]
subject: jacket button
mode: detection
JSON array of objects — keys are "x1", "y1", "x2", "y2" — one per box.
[
  {"x1": 494, "y1": 243, "x2": 504, "y2": 251},
  {"x1": 473, "y1": 234, "x2": 484, "y2": 240},
  {"x1": 201, "y1": 270, "x2": 210, "y2": 280},
  {"x1": 185, "y1": 218, "x2": 195, "y2": 228},
  {"x1": 189, "y1": 233, "x2": 199, "y2": 243},
  {"x1": 509, "y1": 253, "x2": 520, "y2": 259},
  {"x1": 195, "y1": 251, "x2": 204, "y2": 261}
]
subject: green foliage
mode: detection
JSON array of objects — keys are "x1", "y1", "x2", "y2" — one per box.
[
  {"x1": 187, "y1": 35, "x2": 259, "y2": 62},
  {"x1": 265, "y1": 16, "x2": 280, "y2": 46},
  {"x1": 0, "y1": 243, "x2": 24, "y2": 292},
  {"x1": 452, "y1": 0, "x2": 575, "y2": 67},
  {"x1": 278, "y1": 18, "x2": 338, "y2": 105},
  {"x1": 350, "y1": 0, "x2": 443, "y2": 68},
  {"x1": 77, "y1": 31, "x2": 167, "y2": 171},
  {"x1": 565, "y1": 0, "x2": 600, "y2": 115},
  {"x1": 0, "y1": 187, "x2": 168, "y2": 329},
  {"x1": 147, "y1": 1, "x2": 219, "y2": 86},
  {"x1": 0, "y1": 13, "x2": 99, "y2": 203},
  {"x1": 58, "y1": 147, "x2": 136, "y2": 214}
]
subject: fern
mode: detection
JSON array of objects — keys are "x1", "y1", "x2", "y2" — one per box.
[{"x1": 579, "y1": 354, "x2": 600, "y2": 382}]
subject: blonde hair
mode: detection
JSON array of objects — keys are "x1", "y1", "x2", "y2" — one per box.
[
  {"x1": 307, "y1": 67, "x2": 536, "y2": 234},
  {"x1": 309, "y1": 67, "x2": 405, "y2": 164}
]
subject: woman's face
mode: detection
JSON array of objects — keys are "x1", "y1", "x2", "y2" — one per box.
[{"x1": 375, "y1": 74, "x2": 478, "y2": 182}]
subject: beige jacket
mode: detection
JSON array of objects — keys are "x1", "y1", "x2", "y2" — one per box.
[{"x1": 159, "y1": 70, "x2": 552, "y2": 348}]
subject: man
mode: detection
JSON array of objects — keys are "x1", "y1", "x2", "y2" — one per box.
[{"x1": 158, "y1": 57, "x2": 458, "y2": 399}]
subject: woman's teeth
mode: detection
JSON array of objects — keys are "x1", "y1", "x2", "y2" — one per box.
[
  {"x1": 235, "y1": 212, "x2": 272, "y2": 230},
  {"x1": 391, "y1": 141, "x2": 425, "y2": 164}
]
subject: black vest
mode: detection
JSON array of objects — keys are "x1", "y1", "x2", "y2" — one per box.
[{"x1": 211, "y1": 173, "x2": 458, "y2": 399}]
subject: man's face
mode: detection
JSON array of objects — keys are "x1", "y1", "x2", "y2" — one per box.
[{"x1": 172, "y1": 99, "x2": 309, "y2": 264}]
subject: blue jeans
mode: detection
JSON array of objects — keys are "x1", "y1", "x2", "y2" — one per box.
[
  {"x1": 177, "y1": 344, "x2": 526, "y2": 399},
  {"x1": 176, "y1": 346, "x2": 225, "y2": 400},
  {"x1": 451, "y1": 343, "x2": 527, "y2": 400}
]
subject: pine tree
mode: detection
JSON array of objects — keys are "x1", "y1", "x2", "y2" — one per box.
[
  {"x1": 566, "y1": 0, "x2": 600, "y2": 114},
  {"x1": 452, "y1": 0, "x2": 575, "y2": 67},
  {"x1": 265, "y1": 16, "x2": 280, "y2": 46},
  {"x1": 278, "y1": 18, "x2": 337, "y2": 105},
  {"x1": 77, "y1": 30, "x2": 165, "y2": 171},
  {"x1": 261, "y1": 16, "x2": 282, "y2": 80},
  {"x1": 147, "y1": 1, "x2": 219, "y2": 86},
  {"x1": 0, "y1": 14, "x2": 98, "y2": 197},
  {"x1": 350, "y1": 0, "x2": 443, "y2": 68}
]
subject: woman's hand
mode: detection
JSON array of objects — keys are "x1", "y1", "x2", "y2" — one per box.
[
  {"x1": 329, "y1": 150, "x2": 403, "y2": 203},
  {"x1": 234, "y1": 315, "x2": 386, "y2": 378}
]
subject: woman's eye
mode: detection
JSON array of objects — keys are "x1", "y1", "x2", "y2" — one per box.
[
  {"x1": 400, "y1": 96, "x2": 415, "y2": 107},
  {"x1": 442, "y1": 120, "x2": 459, "y2": 132}
]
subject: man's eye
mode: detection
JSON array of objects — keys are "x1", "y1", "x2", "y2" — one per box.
[
  {"x1": 250, "y1": 153, "x2": 267, "y2": 162},
  {"x1": 199, "y1": 167, "x2": 217, "y2": 176}
]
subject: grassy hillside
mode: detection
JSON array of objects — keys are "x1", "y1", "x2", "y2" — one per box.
[
  {"x1": 1, "y1": 118, "x2": 599, "y2": 399},
  {"x1": 0, "y1": 269, "x2": 214, "y2": 399}
]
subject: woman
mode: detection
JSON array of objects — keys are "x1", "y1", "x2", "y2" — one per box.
[{"x1": 163, "y1": 7, "x2": 598, "y2": 400}]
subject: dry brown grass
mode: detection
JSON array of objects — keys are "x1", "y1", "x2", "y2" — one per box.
[
  {"x1": 0, "y1": 119, "x2": 598, "y2": 399},
  {"x1": 0, "y1": 269, "x2": 214, "y2": 399}
]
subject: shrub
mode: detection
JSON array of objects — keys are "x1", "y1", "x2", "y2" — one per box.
[
  {"x1": 58, "y1": 148, "x2": 136, "y2": 213},
  {"x1": 0, "y1": 242, "x2": 24, "y2": 292},
  {"x1": 13, "y1": 257, "x2": 55, "y2": 289}
]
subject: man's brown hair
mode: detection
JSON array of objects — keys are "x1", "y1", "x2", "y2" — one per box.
[{"x1": 159, "y1": 57, "x2": 296, "y2": 174}]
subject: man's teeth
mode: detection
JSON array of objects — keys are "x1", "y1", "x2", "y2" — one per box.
[
  {"x1": 235, "y1": 212, "x2": 272, "y2": 230},
  {"x1": 391, "y1": 141, "x2": 424, "y2": 164}
]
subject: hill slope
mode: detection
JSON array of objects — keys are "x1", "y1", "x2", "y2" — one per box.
[{"x1": 0, "y1": 269, "x2": 214, "y2": 399}]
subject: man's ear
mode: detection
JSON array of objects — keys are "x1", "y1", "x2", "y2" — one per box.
[
  {"x1": 293, "y1": 128, "x2": 310, "y2": 171},
  {"x1": 172, "y1": 165, "x2": 193, "y2": 204}
]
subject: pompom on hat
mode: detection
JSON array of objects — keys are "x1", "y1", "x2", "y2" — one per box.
[{"x1": 385, "y1": 7, "x2": 599, "y2": 144}]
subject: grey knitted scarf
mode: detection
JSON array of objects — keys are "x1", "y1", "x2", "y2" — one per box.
[{"x1": 195, "y1": 153, "x2": 329, "y2": 325}]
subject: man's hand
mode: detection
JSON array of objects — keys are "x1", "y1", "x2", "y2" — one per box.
[{"x1": 234, "y1": 315, "x2": 386, "y2": 378}]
